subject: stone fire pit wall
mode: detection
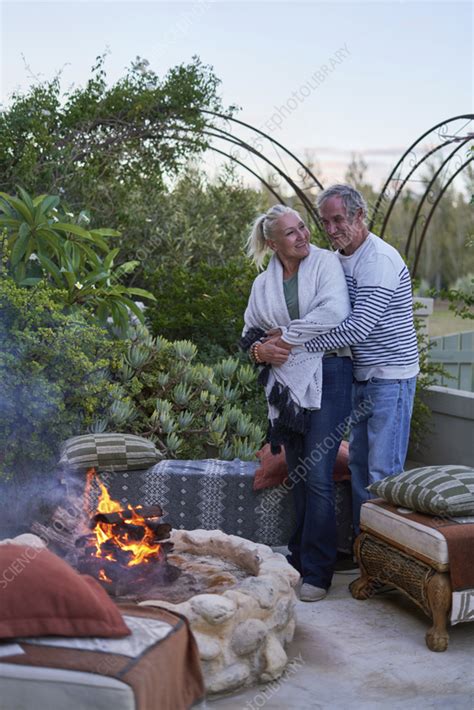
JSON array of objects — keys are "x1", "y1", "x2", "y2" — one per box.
[{"x1": 140, "y1": 529, "x2": 300, "y2": 695}]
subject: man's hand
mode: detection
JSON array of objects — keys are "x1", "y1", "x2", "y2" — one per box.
[
  {"x1": 257, "y1": 339, "x2": 291, "y2": 366},
  {"x1": 263, "y1": 333, "x2": 292, "y2": 351},
  {"x1": 273, "y1": 337, "x2": 292, "y2": 351},
  {"x1": 265, "y1": 327, "x2": 282, "y2": 338}
]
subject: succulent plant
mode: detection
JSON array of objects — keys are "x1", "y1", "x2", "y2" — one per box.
[{"x1": 101, "y1": 328, "x2": 264, "y2": 460}]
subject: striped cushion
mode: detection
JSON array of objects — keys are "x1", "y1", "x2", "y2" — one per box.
[
  {"x1": 59, "y1": 434, "x2": 160, "y2": 472},
  {"x1": 368, "y1": 465, "x2": 474, "y2": 516}
]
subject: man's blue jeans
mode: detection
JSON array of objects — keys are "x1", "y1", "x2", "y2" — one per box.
[
  {"x1": 286, "y1": 356, "x2": 353, "y2": 590},
  {"x1": 349, "y1": 375, "x2": 417, "y2": 536}
]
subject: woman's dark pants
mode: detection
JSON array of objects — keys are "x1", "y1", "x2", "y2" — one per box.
[{"x1": 286, "y1": 356, "x2": 352, "y2": 590}]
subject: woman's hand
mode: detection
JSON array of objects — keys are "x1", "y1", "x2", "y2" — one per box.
[{"x1": 257, "y1": 339, "x2": 291, "y2": 366}]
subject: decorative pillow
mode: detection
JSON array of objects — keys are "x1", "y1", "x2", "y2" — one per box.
[
  {"x1": 59, "y1": 433, "x2": 161, "y2": 472},
  {"x1": 0, "y1": 544, "x2": 131, "y2": 640},
  {"x1": 368, "y1": 465, "x2": 474, "y2": 516},
  {"x1": 253, "y1": 441, "x2": 350, "y2": 491}
]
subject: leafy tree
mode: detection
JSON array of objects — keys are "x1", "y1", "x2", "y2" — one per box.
[
  {"x1": 117, "y1": 165, "x2": 263, "y2": 277},
  {"x1": 0, "y1": 55, "x2": 231, "y2": 230}
]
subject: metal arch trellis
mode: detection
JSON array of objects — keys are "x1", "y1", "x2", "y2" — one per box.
[
  {"x1": 49, "y1": 101, "x2": 473, "y2": 270},
  {"x1": 190, "y1": 111, "x2": 474, "y2": 270},
  {"x1": 375, "y1": 136, "x2": 467, "y2": 242},
  {"x1": 404, "y1": 136, "x2": 472, "y2": 260},
  {"x1": 193, "y1": 108, "x2": 324, "y2": 228},
  {"x1": 370, "y1": 114, "x2": 473, "y2": 233},
  {"x1": 412, "y1": 155, "x2": 473, "y2": 276},
  {"x1": 369, "y1": 114, "x2": 473, "y2": 278},
  {"x1": 153, "y1": 119, "x2": 322, "y2": 225},
  {"x1": 120, "y1": 105, "x2": 325, "y2": 230},
  {"x1": 46, "y1": 102, "x2": 325, "y2": 224}
]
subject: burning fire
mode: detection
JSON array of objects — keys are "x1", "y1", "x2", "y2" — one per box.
[{"x1": 85, "y1": 469, "x2": 163, "y2": 577}]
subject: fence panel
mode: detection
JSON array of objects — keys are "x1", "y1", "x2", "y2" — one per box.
[{"x1": 428, "y1": 331, "x2": 474, "y2": 392}]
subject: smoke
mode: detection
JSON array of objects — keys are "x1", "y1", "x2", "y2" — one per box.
[{"x1": 0, "y1": 471, "x2": 67, "y2": 540}]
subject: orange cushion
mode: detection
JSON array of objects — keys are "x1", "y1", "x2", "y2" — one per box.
[
  {"x1": 253, "y1": 440, "x2": 351, "y2": 491},
  {"x1": 0, "y1": 545, "x2": 131, "y2": 640}
]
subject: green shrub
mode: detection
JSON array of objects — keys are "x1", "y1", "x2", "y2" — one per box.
[
  {"x1": 145, "y1": 257, "x2": 256, "y2": 354},
  {"x1": 118, "y1": 166, "x2": 263, "y2": 274},
  {"x1": 0, "y1": 277, "x2": 122, "y2": 479},
  {"x1": 103, "y1": 326, "x2": 265, "y2": 460}
]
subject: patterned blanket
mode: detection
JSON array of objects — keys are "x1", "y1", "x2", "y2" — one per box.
[{"x1": 99, "y1": 458, "x2": 353, "y2": 553}]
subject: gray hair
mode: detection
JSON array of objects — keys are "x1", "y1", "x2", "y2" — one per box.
[
  {"x1": 246, "y1": 204, "x2": 300, "y2": 269},
  {"x1": 316, "y1": 184, "x2": 368, "y2": 222}
]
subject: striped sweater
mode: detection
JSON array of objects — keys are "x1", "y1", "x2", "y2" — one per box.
[{"x1": 303, "y1": 233, "x2": 419, "y2": 381}]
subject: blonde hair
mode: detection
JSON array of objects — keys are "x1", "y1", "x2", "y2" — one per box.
[{"x1": 246, "y1": 204, "x2": 300, "y2": 269}]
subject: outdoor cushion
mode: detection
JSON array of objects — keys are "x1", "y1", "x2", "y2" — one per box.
[
  {"x1": 0, "y1": 544, "x2": 131, "y2": 640},
  {"x1": 360, "y1": 500, "x2": 449, "y2": 566},
  {"x1": 253, "y1": 440, "x2": 350, "y2": 491},
  {"x1": 367, "y1": 465, "x2": 474, "y2": 516},
  {"x1": 59, "y1": 433, "x2": 161, "y2": 473}
]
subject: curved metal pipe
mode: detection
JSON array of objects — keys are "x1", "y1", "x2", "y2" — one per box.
[
  {"x1": 200, "y1": 108, "x2": 324, "y2": 191},
  {"x1": 168, "y1": 134, "x2": 287, "y2": 204},
  {"x1": 412, "y1": 156, "x2": 473, "y2": 277},
  {"x1": 405, "y1": 137, "x2": 472, "y2": 259},
  {"x1": 370, "y1": 114, "x2": 473, "y2": 230},
  {"x1": 198, "y1": 125, "x2": 320, "y2": 223},
  {"x1": 377, "y1": 137, "x2": 461, "y2": 239}
]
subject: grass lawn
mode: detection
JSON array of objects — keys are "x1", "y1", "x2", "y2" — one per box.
[{"x1": 428, "y1": 300, "x2": 474, "y2": 338}]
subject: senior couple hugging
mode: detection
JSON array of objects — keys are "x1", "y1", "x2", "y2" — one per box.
[{"x1": 241, "y1": 184, "x2": 419, "y2": 602}]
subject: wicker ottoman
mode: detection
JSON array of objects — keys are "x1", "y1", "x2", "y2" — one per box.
[{"x1": 350, "y1": 500, "x2": 454, "y2": 652}]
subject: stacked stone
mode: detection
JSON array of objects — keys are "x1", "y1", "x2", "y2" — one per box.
[{"x1": 139, "y1": 529, "x2": 299, "y2": 695}]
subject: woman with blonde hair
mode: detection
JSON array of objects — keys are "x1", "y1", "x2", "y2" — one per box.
[{"x1": 242, "y1": 204, "x2": 352, "y2": 601}]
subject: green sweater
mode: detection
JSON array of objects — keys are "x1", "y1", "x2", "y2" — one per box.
[{"x1": 283, "y1": 272, "x2": 300, "y2": 320}]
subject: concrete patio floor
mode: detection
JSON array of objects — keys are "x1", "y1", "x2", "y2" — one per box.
[{"x1": 204, "y1": 561, "x2": 474, "y2": 710}]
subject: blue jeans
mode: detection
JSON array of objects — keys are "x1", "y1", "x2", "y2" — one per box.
[
  {"x1": 349, "y1": 375, "x2": 417, "y2": 535},
  {"x1": 286, "y1": 356, "x2": 353, "y2": 590}
]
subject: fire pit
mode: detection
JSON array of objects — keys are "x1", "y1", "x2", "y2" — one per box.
[
  {"x1": 75, "y1": 470, "x2": 180, "y2": 598},
  {"x1": 35, "y1": 469, "x2": 300, "y2": 695},
  {"x1": 140, "y1": 528, "x2": 300, "y2": 695}
]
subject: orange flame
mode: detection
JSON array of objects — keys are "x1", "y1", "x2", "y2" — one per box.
[{"x1": 88, "y1": 470, "x2": 161, "y2": 568}]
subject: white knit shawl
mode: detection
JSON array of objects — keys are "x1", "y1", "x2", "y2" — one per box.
[{"x1": 243, "y1": 245, "x2": 351, "y2": 411}]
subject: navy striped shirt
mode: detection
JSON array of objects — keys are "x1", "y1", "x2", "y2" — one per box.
[{"x1": 304, "y1": 234, "x2": 419, "y2": 381}]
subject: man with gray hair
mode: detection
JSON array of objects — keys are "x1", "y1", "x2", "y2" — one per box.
[{"x1": 272, "y1": 184, "x2": 419, "y2": 539}]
